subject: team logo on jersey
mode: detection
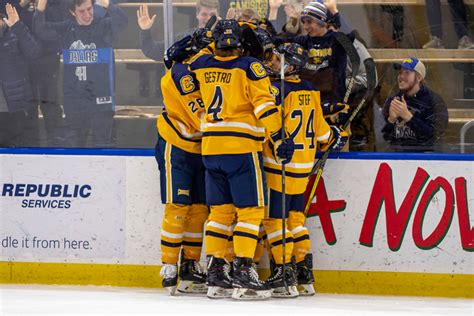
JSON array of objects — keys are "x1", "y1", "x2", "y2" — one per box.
[
  {"x1": 180, "y1": 75, "x2": 195, "y2": 94},
  {"x1": 178, "y1": 189, "x2": 190, "y2": 196},
  {"x1": 308, "y1": 47, "x2": 332, "y2": 65},
  {"x1": 270, "y1": 86, "x2": 279, "y2": 97},
  {"x1": 69, "y1": 40, "x2": 97, "y2": 50},
  {"x1": 250, "y1": 62, "x2": 267, "y2": 78}
]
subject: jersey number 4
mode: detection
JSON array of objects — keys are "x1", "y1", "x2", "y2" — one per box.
[
  {"x1": 290, "y1": 109, "x2": 315, "y2": 150},
  {"x1": 207, "y1": 86, "x2": 223, "y2": 121}
]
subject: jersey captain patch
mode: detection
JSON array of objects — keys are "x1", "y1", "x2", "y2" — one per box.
[
  {"x1": 250, "y1": 62, "x2": 267, "y2": 78},
  {"x1": 180, "y1": 75, "x2": 196, "y2": 94}
]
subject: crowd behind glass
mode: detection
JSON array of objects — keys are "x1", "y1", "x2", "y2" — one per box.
[{"x1": 0, "y1": 0, "x2": 472, "y2": 152}]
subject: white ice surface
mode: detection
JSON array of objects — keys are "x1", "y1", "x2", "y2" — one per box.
[{"x1": 0, "y1": 285, "x2": 472, "y2": 316}]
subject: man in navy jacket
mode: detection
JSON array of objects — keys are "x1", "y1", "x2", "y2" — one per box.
[
  {"x1": 34, "y1": 0, "x2": 128, "y2": 148},
  {"x1": 0, "y1": 4, "x2": 41, "y2": 147},
  {"x1": 382, "y1": 57, "x2": 449, "y2": 151}
]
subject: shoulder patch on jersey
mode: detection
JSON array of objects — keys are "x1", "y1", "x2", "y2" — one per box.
[
  {"x1": 250, "y1": 61, "x2": 267, "y2": 78},
  {"x1": 180, "y1": 75, "x2": 196, "y2": 94},
  {"x1": 270, "y1": 85, "x2": 279, "y2": 97}
]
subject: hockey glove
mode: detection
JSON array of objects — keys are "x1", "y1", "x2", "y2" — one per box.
[
  {"x1": 269, "y1": 129, "x2": 295, "y2": 164},
  {"x1": 320, "y1": 125, "x2": 348, "y2": 152},
  {"x1": 275, "y1": 138, "x2": 295, "y2": 164},
  {"x1": 322, "y1": 102, "x2": 351, "y2": 125},
  {"x1": 164, "y1": 35, "x2": 193, "y2": 69}
]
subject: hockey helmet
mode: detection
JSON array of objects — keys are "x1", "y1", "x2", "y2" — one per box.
[
  {"x1": 213, "y1": 19, "x2": 242, "y2": 49},
  {"x1": 274, "y1": 43, "x2": 308, "y2": 75},
  {"x1": 242, "y1": 26, "x2": 274, "y2": 61},
  {"x1": 163, "y1": 35, "x2": 194, "y2": 69}
]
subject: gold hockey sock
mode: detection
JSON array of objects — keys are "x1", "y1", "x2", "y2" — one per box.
[
  {"x1": 288, "y1": 211, "x2": 310, "y2": 263},
  {"x1": 253, "y1": 225, "x2": 265, "y2": 263},
  {"x1": 205, "y1": 204, "x2": 234, "y2": 258},
  {"x1": 262, "y1": 218, "x2": 294, "y2": 264},
  {"x1": 233, "y1": 206, "x2": 264, "y2": 258},
  {"x1": 182, "y1": 204, "x2": 209, "y2": 261},
  {"x1": 161, "y1": 203, "x2": 189, "y2": 264}
]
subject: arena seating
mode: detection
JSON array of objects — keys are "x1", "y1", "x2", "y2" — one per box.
[{"x1": 53, "y1": 1, "x2": 474, "y2": 151}]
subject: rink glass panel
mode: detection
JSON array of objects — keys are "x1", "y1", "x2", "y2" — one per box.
[{"x1": 0, "y1": 1, "x2": 472, "y2": 152}]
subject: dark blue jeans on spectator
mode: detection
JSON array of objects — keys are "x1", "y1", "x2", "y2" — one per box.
[
  {"x1": 426, "y1": 0, "x2": 469, "y2": 39},
  {"x1": 65, "y1": 111, "x2": 115, "y2": 148},
  {"x1": 0, "y1": 111, "x2": 28, "y2": 147},
  {"x1": 26, "y1": 53, "x2": 65, "y2": 147}
]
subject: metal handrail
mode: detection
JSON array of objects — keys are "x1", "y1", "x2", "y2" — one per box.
[{"x1": 460, "y1": 120, "x2": 474, "y2": 153}]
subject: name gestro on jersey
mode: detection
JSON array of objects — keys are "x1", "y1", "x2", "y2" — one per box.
[{"x1": 63, "y1": 40, "x2": 114, "y2": 107}]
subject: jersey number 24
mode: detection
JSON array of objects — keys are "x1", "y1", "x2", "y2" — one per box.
[{"x1": 290, "y1": 108, "x2": 315, "y2": 150}]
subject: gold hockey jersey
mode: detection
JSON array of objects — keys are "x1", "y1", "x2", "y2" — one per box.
[
  {"x1": 263, "y1": 78, "x2": 331, "y2": 194},
  {"x1": 189, "y1": 54, "x2": 281, "y2": 155},
  {"x1": 156, "y1": 61, "x2": 204, "y2": 154}
]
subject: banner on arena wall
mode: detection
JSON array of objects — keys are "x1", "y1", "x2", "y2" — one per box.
[
  {"x1": 0, "y1": 155, "x2": 126, "y2": 262},
  {"x1": 0, "y1": 153, "x2": 472, "y2": 276},
  {"x1": 305, "y1": 159, "x2": 473, "y2": 274}
]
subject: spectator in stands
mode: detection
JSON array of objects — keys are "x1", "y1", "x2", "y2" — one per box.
[
  {"x1": 423, "y1": 0, "x2": 473, "y2": 49},
  {"x1": 274, "y1": 1, "x2": 347, "y2": 105},
  {"x1": 222, "y1": 0, "x2": 286, "y2": 29},
  {"x1": 196, "y1": 0, "x2": 219, "y2": 28},
  {"x1": 34, "y1": 0, "x2": 128, "y2": 148},
  {"x1": 0, "y1": 4, "x2": 41, "y2": 147},
  {"x1": 227, "y1": 7, "x2": 260, "y2": 23},
  {"x1": 16, "y1": 0, "x2": 69, "y2": 147},
  {"x1": 382, "y1": 58, "x2": 449, "y2": 151},
  {"x1": 130, "y1": 0, "x2": 219, "y2": 99},
  {"x1": 280, "y1": 0, "x2": 309, "y2": 36},
  {"x1": 326, "y1": 0, "x2": 377, "y2": 151}
]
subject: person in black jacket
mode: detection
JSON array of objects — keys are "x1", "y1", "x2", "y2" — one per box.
[
  {"x1": 273, "y1": 1, "x2": 347, "y2": 105},
  {"x1": 15, "y1": 0, "x2": 69, "y2": 147},
  {"x1": 382, "y1": 57, "x2": 449, "y2": 151},
  {"x1": 0, "y1": 4, "x2": 41, "y2": 147},
  {"x1": 34, "y1": 0, "x2": 128, "y2": 148}
]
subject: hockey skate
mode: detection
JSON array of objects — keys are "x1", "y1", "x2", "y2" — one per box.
[
  {"x1": 266, "y1": 259, "x2": 299, "y2": 298},
  {"x1": 177, "y1": 256, "x2": 208, "y2": 294},
  {"x1": 296, "y1": 254, "x2": 316, "y2": 296},
  {"x1": 160, "y1": 264, "x2": 178, "y2": 295},
  {"x1": 206, "y1": 256, "x2": 233, "y2": 299},
  {"x1": 232, "y1": 257, "x2": 272, "y2": 300}
]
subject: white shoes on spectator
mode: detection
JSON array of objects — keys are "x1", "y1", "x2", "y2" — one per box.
[
  {"x1": 458, "y1": 35, "x2": 474, "y2": 49},
  {"x1": 422, "y1": 35, "x2": 474, "y2": 49},
  {"x1": 422, "y1": 36, "x2": 445, "y2": 49}
]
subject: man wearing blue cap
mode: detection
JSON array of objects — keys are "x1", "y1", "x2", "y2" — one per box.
[{"x1": 382, "y1": 57, "x2": 449, "y2": 151}]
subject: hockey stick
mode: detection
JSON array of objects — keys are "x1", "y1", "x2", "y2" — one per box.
[
  {"x1": 303, "y1": 58, "x2": 376, "y2": 216},
  {"x1": 334, "y1": 32, "x2": 361, "y2": 104},
  {"x1": 205, "y1": 14, "x2": 217, "y2": 30},
  {"x1": 279, "y1": 53, "x2": 289, "y2": 292}
]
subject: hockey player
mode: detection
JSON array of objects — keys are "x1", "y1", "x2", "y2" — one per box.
[
  {"x1": 189, "y1": 19, "x2": 294, "y2": 300},
  {"x1": 262, "y1": 43, "x2": 348, "y2": 296},
  {"x1": 34, "y1": 0, "x2": 128, "y2": 147},
  {"x1": 137, "y1": 8, "x2": 215, "y2": 295}
]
